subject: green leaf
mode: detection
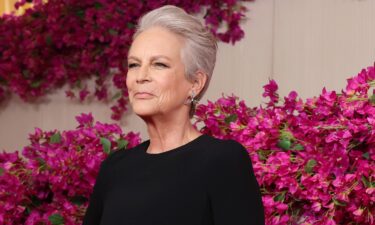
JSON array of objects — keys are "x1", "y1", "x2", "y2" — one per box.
[
  {"x1": 93, "y1": 46, "x2": 103, "y2": 56},
  {"x1": 76, "y1": 9, "x2": 85, "y2": 19},
  {"x1": 31, "y1": 49, "x2": 40, "y2": 57},
  {"x1": 279, "y1": 128, "x2": 294, "y2": 140},
  {"x1": 100, "y1": 137, "x2": 111, "y2": 154},
  {"x1": 277, "y1": 139, "x2": 291, "y2": 150},
  {"x1": 369, "y1": 94, "x2": 375, "y2": 104},
  {"x1": 69, "y1": 62, "x2": 79, "y2": 69},
  {"x1": 361, "y1": 175, "x2": 370, "y2": 188},
  {"x1": 35, "y1": 157, "x2": 47, "y2": 171},
  {"x1": 74, "y1": 80, "x2": 81, "y2": 88},
  {"x1": 0, "y1": 167, "x2": 4, "y2": 176},
  {"x1": 50, "y1": 132, "x2": 61, "y2": 144},
  {"x1": 332, "y1": 198, "x2": 346, "y2": 206},
  {"x1": 94, "y1": 2, "x2": 102, "y2": 9},
  {"x1": 70, "y1": 195, "x2": 87, "y2": 206},
  {"x1": 108, "y1": 29, "x2": 118, "y2": 36},
  {"x1": 257, "y1": 150, "x2": 267, "y2": 161},
  {"x1": 213, "y1": 110, "x2": 220, "y2": 116},
  {"x1": 36, "y1": 157, "x2": 45, "y2": 165},
  {"x1": 30, "y1": 80, "x2": 42, "y2": 88},
  {"x1": 48, "y1": 213, "x2": 64, "y2": 225},
  {"x1": 31, "y1": 12, "x2": 41, "y2": 18},
  {"x1": 292, "y1": 144, "x2": 304, "y2": 151},
  {"x1": 289, "y1": 153, "x2": 296, "y2": 162},
  {"x1": 31, "y1": 195, "x2": 42, "y2": 207},
  {"x1": 22, "y1": 69, "x2": 30, "y2": 78},
  {"x1": 0, "y1": 76, "x2": 7, "y2": 85},
  {"x1": 115, "y1": 7, "x2": 125, "y2": 15},
  {"x1": 25, "y1": 206, "x2": 32, "y2": 215},
  {"x1": 111, "y1": 92, "x2": 122, "y2": 100},
  {"x1": 127, "y1": 22, "x2": 135, "y2": 29},
  {"x1": 273, "y1": 191, "x2": 286, "y2": 202},
  {"x1": 362, "y1": 152, "x2": 369, "y2": 159},
  {"x1": 45, "y1": 34, "x2": 52, "y2": 46},
  {"x1": 224, "y1": 114, "x2": 237, "y2": 124},
  {"x1": 117, "y1": 138, "x2": 128, "y2": 150},
  {"x1": 304, "y1": 159, "x2": 317, "y2": 173}
]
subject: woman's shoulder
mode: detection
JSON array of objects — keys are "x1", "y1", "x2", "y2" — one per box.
[
  {"x1": 100, "y1": 140, "x2": 148, "y2": 167},
  {"x1": 203, "y1": 135, "x2": 249, "y2": 161},
  {"x1": 203, "y1": 135, "x2": 254, "y2": 178}
]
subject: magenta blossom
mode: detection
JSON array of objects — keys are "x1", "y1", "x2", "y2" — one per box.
[
  {"x1": 0, "y1": 113, "x2": 141, "y2": 224},
  {"x1": 194, "y1": 65, "x2": 374, "y2": 224},
  {"x1": 0, "y1": 0, "x2": 252, "y2": 121}
]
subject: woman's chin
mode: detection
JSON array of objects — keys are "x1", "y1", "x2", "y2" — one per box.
[{"x1": 132, "y1": 108, "x2": 157, "y2": 117}]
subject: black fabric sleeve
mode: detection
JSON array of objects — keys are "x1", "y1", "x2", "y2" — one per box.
[
  {"x1": 82, "y1": 157, "x2": 109, "y2": 225},
  {"x1": 208, "y1": 140, "x2": 265, "y2": 225}
]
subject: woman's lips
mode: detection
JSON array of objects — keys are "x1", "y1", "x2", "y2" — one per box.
[{"x1": 134, "y1": 92, "x2": 154, "y2": 99}]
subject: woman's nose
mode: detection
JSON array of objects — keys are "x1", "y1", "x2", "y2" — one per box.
[{"x1": 136, "y1": 65, "x2": 151, "y2": 83}]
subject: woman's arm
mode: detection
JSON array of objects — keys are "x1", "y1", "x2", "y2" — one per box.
[{"x1": 208, "y1": 140, "x2": 265, "y2": 225}]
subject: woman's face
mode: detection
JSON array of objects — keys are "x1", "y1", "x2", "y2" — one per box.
[{"x1": 126, "y1": 26, "x2": 193, "y2": 119}]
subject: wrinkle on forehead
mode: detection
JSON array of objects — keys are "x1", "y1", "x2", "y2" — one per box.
[{"x1": 128, "y1": 26, "x2": 185, "y2": 64}]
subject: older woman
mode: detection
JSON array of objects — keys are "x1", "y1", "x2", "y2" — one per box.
[{"x1": 83, "y1": 5, "x2": 264, "y2": 225}]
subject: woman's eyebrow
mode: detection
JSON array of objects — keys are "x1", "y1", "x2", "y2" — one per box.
[
  {"x1": 127, "y1": 55, "x2": 172, "y2": 62},
  {"x1": 127, "y1": 56, "x2": 141, "y2": 62},
  {"x1": 150, "y1": 55, "x2": 171, "y2": 61}
]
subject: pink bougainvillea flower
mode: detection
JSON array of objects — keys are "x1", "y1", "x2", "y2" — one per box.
[
  {"x1": 194, "y1": 65, "x2": 374, "y2": 225},
  {"x1": 262, "y1": 79, "x2": 279, "y2": 106},
  {"x1": 0, "y1": 0, "x2": 251, "y2": 121},
  {"x1": 0, "y1": 113, "x2": 141, "y2": 224}
]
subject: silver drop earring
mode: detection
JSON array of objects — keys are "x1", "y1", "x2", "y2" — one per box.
[
  {"x1": 190, "y1": 91, "x2": 198, "y2": 104},
  {"x1": 185, "y1": 91, "x2": 198, "y2": 105}
]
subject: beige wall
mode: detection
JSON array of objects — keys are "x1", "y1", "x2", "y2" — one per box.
[
  {"x1": 1, "y1": 0, "x2": 374, "y2": 151},
  {"x1": 0, "y1": 0, "x2": 36, "y2": 15}
]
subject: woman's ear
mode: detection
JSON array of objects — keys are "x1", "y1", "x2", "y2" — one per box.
[{"x1": 191, "y1": 70, "x2": 207, "y2": 97}]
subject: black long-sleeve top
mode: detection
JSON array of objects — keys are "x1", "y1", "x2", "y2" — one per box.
[{"x1": 82, "y1": 134, "x2": 265, "y2": 225}]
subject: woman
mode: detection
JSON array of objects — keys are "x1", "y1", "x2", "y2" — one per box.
[{"x1": 83, "y1": 5, "x2": 264, "y2": 225}]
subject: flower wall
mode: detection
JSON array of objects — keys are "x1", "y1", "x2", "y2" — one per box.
[
  {"x1": 0, "y1": 0, "x2": 252, "y2": 120},
  {"x1": 1, "y1": 65, "x2": 374, "y2": 224},
  {"x1": 0, "y1": 113, "x2": 141, "y2": 224},
  {"x1": 194, "y1": 65, "x2": 375, "y2": 224},
  {"x1": 0, "y1": 1, "x2": 374, "y2": 224}
]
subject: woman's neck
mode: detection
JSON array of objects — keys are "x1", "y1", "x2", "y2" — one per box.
[{"x1": 143, "y1": 116, "x2": 202, "y2": 154}]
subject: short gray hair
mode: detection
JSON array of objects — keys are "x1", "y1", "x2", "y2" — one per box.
[{"x1": 132, "y1": 5, "x2": 218, "y2": 111}]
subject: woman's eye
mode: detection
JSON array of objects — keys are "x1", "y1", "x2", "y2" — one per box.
[
  {"x1": 128, "y1": 63, "x2": 139, "y2": 69},
  {"x1": 154, "y1": 62, "x2": 169, "y2": 68}
]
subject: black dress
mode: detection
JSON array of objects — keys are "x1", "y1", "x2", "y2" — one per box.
[{"x1": 82, "y1": 134, "x2": 265, "y2": 225}]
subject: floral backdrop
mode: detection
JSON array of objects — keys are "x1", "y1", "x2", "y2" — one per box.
[
  {"x1": 0, "y1": 1, "x2": 374, "y2": 225},
  {"x1": 0, "y1": 0, "x2": 252, "y2": 120},
  {"x1": 194, "y1": 65, "x2": 374, "y2": 225},
  {"x1": 1, "y1": 65, "x2": 374, "y2": 224}
]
